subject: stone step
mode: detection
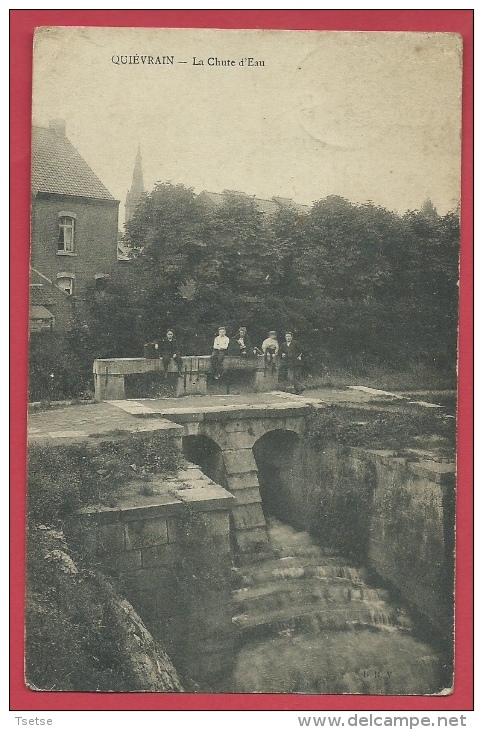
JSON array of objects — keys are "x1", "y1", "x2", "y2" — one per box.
[
  {"x1": 233, "y1": 555, "x2": 369, "y2": 588},
  {"x1": 272, "y1": 544, "x2": 339, "y2": 559},
  {"x1": 232, "y1": 600, "x2": 403, "y2": 642},
  {"x1": 233, "y1": 579, "x2": 390, "y2": 615}
]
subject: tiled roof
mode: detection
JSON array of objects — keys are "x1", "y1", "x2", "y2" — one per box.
[
  {"x1": 272, "y1": 196, "x2": 311, "y2": 215},
  {"x1": 32, "y1": 126, "x2": 116, "y2": 201},
  {"x1": 30, "y1": 268, "x2": 70, "y2": 302},
  {"x1": 199, "y1": 190, "x2": 310, "y2": 216}
]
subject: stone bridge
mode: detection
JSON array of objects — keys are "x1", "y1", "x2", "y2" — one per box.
[{"x1": 106, "y1": 393, "x2": 322, "y2": 559}]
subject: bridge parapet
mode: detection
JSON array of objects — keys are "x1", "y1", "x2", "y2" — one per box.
[{"x1": 93, "y1": 355, "x2": 279, "y2": 401}]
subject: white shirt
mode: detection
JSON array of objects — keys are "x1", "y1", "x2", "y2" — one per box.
[{"x1": 262, "y1": 337, "x2": 279, "y2": 354}]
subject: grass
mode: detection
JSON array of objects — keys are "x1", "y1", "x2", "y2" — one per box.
[
  {"x1": 28, "y1": 430, "x2": 183, "y2": 526},
  {"x1": 305, "y1": 403, "x2": 456, "y2": 457},
  {"x1": 303, "y1": 359, "x2": 456, "y2": 393}
]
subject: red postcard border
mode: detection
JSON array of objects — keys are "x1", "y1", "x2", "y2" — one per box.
[{"x1": 10, "y1": 9, "x2": 474, "y2": 712}]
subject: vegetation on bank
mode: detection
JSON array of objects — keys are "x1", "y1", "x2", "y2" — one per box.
[
  {"x1": 305, "y1": 401, "x2": 456, "y2": 456},
  {"x1": 26, "y1": 526, "x2": 183, "y2": 692},
  {"x1": 26, "y1": 430, "x2": 185, "y2": 691},
  {"x1": 29, "y1": 188, "x2": 459, "y2": 401},
  {"x1": 28, "y1": 431, "x2": 182, "y2": 526}
]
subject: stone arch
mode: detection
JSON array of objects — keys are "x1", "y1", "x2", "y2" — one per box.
[
  {"x1": 252, "y1": 429, "x2": 302, "y2": 528},
  {"x1": 182, "y1": 434, "x2": 228, "y2": 488}
]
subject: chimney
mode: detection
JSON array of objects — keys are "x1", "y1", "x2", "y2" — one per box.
[{"x1": 49, "y1": 119, "x2": 66, "y2": 135}]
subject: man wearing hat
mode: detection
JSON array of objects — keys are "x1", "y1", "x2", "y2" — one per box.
[{"x1": 279, "y1": 331, "x2": 304, "y2": 394}]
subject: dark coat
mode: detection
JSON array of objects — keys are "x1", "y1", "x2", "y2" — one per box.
[
  {"x1": 158, "y1": 336, "x2": 181, "y2": 358},
  {"x1": 279, "y1": 339, "x2": 303, "y2": 363},
  {"x1": 231, "y1": 332, "x2": 253, "y2": 356}
]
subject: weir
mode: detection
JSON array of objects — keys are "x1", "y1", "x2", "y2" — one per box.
[{"x1": 28, "y1": 389, "x2": 455, "y2": 693}]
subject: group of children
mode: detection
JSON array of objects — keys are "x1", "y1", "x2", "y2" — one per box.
[{"x1": 147, "y1": 326, "x2": 305, "y2": 394}]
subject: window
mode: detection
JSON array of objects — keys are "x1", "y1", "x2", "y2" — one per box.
[
  {"x1": 57, "y1": 272, "x2": 75, "y2": 295},
  {"x1": 95, "y1": 273, "x2": 110, "y2": 292},
  {"x1": 58, "y1": 212, "x2": 76, "y2": 253}
]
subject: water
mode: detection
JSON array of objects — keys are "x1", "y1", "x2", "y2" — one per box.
[{"x1": 232, "y1": 519, "x2": 444, "y2": 694}]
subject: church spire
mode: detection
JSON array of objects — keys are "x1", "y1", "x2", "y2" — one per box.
[{"x1": 125, "y1": 143, "x2": 145, "y2": 223}]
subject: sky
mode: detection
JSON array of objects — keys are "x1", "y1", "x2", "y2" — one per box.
[{"x1": 32, "y1": 27, "x2": 463, "y2": 228}]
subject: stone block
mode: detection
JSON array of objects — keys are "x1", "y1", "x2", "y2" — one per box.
[
  {"x1": 167, "y1": 518, "x2": 181, "y2": 544},
  {"x1": 94, "y1": 373, "x2": 125, "y2": 402},
  {"x1": 226, "y1": 471, "x2": 259, "y2": 491},
  {"x1": 183, "y1": 422, "x2": 200, "y2": 436},
  {"x1": 231, "y1": 487, "x2": 263, "y2": 506},
  {"x1": 223, "y1": 449, "x2": 257, "y2": 475},
  {"x1": 176, "y1": 467, "x2": 206, "y2": 481},
  {"x1": 205, "y1": 419, "x2": 248, "y2": 434},
  {"x1": 174, "y1": 483, "x2": 234, "y2": 514},
  {"x1": 125, "y1": 518, "x2": 168, "y2": 550},
  {"x1": 177, "y1": 374, "x2": 208, "y2": 397},
  {"x1": 253, "y1": 368, "x2": 279, "y2": 392},
  {"x1": 76, "y1": 507, "x2": 121, "y2": 525},
  {"x1": 98, "y1": 523, "x2": 125, "y2": 553},
  {"x1": 102, "y1": 549, "x2": 142, "y2": 573},
  {"x1": 219, "y1": 430, "x2": 257, "y2": 450},
  {"x1": 175, "y1": 484, "x2": 233, "y2": 503},
  {"x1": 117, "y1": 499, "x2": 183, "y2": 521},
  {"x1": 231, "y1": 503, "x2": 266, "y2": 530},
  {"x1": 142, "y1": 542, "x2": 179, "y2": 569},
  {"x1": 408, "y1": 461, "x2": 455, "y2": 484},
  {"x1": 119, "y1": 566, "x2": 176, "y2": 593},
  {"x1": 177, "y1": 511, "x2": 231, "y2": 543},
  {"x1": 234, "y1": 526, "x2": 269, "y2": 554}
]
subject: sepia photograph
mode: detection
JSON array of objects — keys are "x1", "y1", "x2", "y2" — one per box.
[{"x1": 24, "y1": 24, "x2": 463, "y2": 698}]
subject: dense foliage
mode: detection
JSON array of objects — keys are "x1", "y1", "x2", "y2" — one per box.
[
  {"x1": 123, "y1": 186, "x2": 459, "y2": 375},
  {"x1": 29, "y1": 186, "x2": 459, "y2": 400}
]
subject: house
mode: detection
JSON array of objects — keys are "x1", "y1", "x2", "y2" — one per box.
[
  {"x1": 30, "y1": 119, "x2": 120, "y2": 331},
  {"x1": 29, "y1": 268, "x2": 75, "y2": 333},
  {"x1": 198, "y1": 190, "x2": 311, "y2": 216}
]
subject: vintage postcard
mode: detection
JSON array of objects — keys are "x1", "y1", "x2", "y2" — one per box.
[{"x1": 22, "y1": 22, "x2": 466, "y2": 704}]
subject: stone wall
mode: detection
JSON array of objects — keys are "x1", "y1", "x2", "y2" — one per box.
[
  {"x1": 66, "y1": 466, "x2": 235, "y2": 690},
  {"x1": 367, "y1": 452, "x2": 455, "y2": 642},
  {"x1": 274, "y1": 439, "x2": 455, "y2": 642},
  {"x1": 93, "y1": 355, "x2": 279, "y2": 401}
]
